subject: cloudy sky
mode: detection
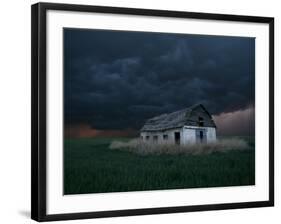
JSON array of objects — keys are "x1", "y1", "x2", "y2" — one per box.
[{"x1": 64, "y1": 28, "x2": 255, "y2": 137}]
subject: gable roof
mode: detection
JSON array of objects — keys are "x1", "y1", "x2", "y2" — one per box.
[{"x1": 140, "y1": 104, "x2": 216, "y2": 132}]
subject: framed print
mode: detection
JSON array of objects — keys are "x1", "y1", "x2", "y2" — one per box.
[{"x1": 31, "y1": 2, "x2": 274, "y2": 222}]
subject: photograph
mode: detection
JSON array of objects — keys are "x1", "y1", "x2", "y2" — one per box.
[{"x1": 63, "y1": 28, "x2": 255, "y2": 195}]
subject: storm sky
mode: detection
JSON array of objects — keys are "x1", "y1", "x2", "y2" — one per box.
[{"x1": 64, "y1": 28, "x2": 255, "y2": 136}]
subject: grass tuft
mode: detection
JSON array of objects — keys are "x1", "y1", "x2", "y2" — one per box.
[{"x1": 109, "y1": 138, "x2": 249, "y2": 155}]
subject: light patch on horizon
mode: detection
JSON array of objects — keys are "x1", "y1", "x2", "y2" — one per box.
[
  {"x1": 213, "y1": 106, "x2": 255, "y2": 136},
  {"x1": 64, "y1": 124, "x2": 138, "y2": 138}
]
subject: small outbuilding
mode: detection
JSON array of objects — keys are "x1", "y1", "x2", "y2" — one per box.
[{"x1": 140, "y1": 104, "x2": 216, "y2": 145}]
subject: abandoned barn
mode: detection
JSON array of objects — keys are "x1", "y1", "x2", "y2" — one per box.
[{"x1": 140, "y1": 104, "x2": 217, "y2": 145}]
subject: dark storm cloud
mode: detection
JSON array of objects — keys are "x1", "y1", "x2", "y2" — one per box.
[{"x1": 64, "y1": 28, "x2": 255, "y2": 132}]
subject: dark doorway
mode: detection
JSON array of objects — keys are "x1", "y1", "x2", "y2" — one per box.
[
  {"x1": 199, "y1": 130, "x2": 203, "y2": 142},
  {"x1": 174, "y1": 132, "x2": 180, "y2": 145}
]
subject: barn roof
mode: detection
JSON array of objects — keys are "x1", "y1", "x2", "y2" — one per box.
[{"x1": 140, "y1": 104, "x2": 216, "y2": 132}]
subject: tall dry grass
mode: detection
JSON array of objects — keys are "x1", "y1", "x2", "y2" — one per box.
[{"x1": 109, "y1": 138, "x2": 249, "y2": 155}]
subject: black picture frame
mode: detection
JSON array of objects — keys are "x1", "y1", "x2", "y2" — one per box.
[{"x1": 31, "y1": 2, "x2": 274, "y2": 222}]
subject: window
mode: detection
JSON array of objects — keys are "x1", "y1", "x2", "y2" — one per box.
[
  {"x1": 163, "y1": 134, "x2": 168, "y2": 140},
  {"x1": 198, "y1": 116, "x2": 204, "y2": 127},
  {"x1": 146, "y1": 136, "x2": 150, "y2": 140}
]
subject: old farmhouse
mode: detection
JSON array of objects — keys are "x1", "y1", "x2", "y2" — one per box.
[{"x1": 140, "y1": 104, "x2": 216, "y2": 145}]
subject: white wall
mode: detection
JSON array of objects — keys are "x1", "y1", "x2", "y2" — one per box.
[
  {"x1": 0, "y1": 0, "x2": 280, "y2": 224},
  {"x1": 182, "y1": 128, "x2": 196, "y2": 144},
  {"x1": 142, "y1": 126, "x2": 216, "y2": 144},
  {"x1": 206, "y1": 127, "x2": 217, "y2": 143},
  {"x1": 141, "y1": 128, "x2": 182, "y2": 144},
  {"x1": 183, "y1": 126, "x2": 217, "y2": 144}
]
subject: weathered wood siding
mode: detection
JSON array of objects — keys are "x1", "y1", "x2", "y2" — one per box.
[{"x1": 186, "y1": 105, "x2": 216, "y2": 127}]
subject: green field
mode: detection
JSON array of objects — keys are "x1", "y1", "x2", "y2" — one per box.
[{"x1": 64, "y1": 137, "x2": 255, "y2": 195}]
